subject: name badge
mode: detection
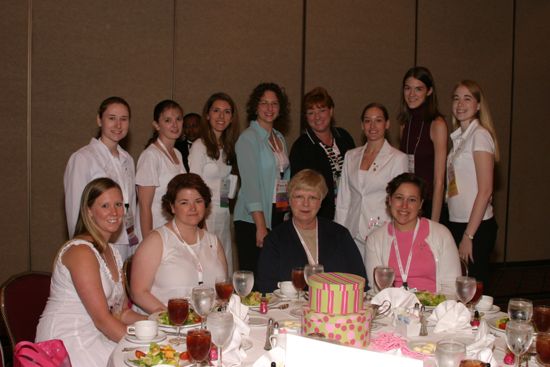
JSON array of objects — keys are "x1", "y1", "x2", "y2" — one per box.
[
  {"x1": 275, "y1": 179, "x2": 289, "y2": 212},
  {"x1": 407, "y1": 154, "x2": 415, "y2": 173},
  {"x1": 220, "y1": 177, "x2": 230, "y2": 208},
  {"x1": 447, "y1": 162, "x2": 459, "y2": 198},
  {"x1": 124, "y1": 207, "x2": 139, "y2": 247}
]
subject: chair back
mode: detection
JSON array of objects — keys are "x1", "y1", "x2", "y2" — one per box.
[
  {"x1": 123, "y1": 256, "x2": 133, "y2": 300},
  {"x1": 0, "y1": 339, "x2": 4, "y2": 367},
  {"x1": 0, "y1": 271, "x2": 51, "y2": 350}
]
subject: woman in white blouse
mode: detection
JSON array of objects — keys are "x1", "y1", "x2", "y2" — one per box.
[
  {"x1": 64, "y1": 96, "x2": 138, "y2": 260},
  {"x1": 446, "y1": 80, "x2": 499, "y2": 285},
  {"x1": 189, "y1": 92, "x2": 240, "y2": 274},
  {"x1": 335, "y1": 102, "x2": 407, "y2": 267},
  {"x1": 136, "y1": 100, "x2": 186, "y2": 239}
]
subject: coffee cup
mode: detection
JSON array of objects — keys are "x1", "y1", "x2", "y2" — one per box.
[
  {"x1": 476, "y1": 295, "x2": 493, "y2": 311},
  {"x1": 127, "y1": 320, "x2": 158, "y2": 340},
  {"x1": 277, "y1": 281, "x2": 298, "y2": 298}
]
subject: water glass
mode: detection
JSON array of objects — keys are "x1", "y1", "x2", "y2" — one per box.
[
  {"x1": 207, "y1": 311, "x2": 235, "y2": 367},
  {"x1": 233, "y1": 270, "x2": 254, "y2": 299},
  {"x1": 506, "y1": 320, "x2": 534, "y2": 367},
  {"x1": 507, "y1": 298, "x2": 533, "y2": 322},
  {"x1": 436, "y1": 340, "x2": 466, "y2": 367},
  {"x1": 373, "y1": 266, "x2": 395, "y2": 291},
  {"x1": 191, "y1": 285, "x2": 216, "y2": 328},
  {"x1": 455, "y1": 276, "x2": 477, "y2": 304}
]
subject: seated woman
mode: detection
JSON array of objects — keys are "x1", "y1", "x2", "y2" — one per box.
[
  {"x1": 365, "y1": 173, "x2": 460, "y2": 294},
  {"x1": 131, "y1": 173, "x2": 228, "y2": 314},
  {"x1": 36, "y1": 178, "x2": 145, "y2": 367},
  {"x1": 256, "y1": 169, "x2": 366, "y2": 293}
]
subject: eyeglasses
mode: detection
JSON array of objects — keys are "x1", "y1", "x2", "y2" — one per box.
[
  {"x1": 291, "y1": 194, "x2": 321, "y2": 204},
  {"x1": 258, "y1": 100, "x2": 279, "y2": 108}
]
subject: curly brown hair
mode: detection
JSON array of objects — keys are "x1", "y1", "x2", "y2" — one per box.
[
  {"x1": 246, "y1": 82, "x2": 290, "y2": 131},
  {"x1": 161, "y1": 173, "x2": 212, "y2": 219}
]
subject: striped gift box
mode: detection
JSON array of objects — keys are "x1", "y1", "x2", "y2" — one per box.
[{"x1": 308, "y1": 272, "x2": 365, "y2": 315}]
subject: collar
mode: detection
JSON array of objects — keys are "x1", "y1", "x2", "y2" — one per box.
[
  {"x1": 250, "y1": 120, "x2": 282, "y2": 142},
  {"x1": 451, "y1": 119, "x2": 480, "y2": 141},
  {"x1": 90, "y1": 138, "x2": 128, "y2": 162}
]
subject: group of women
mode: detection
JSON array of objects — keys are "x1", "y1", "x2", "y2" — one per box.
[{"x1": 36, "y1": 67, "x2": 500, "y2": 366}]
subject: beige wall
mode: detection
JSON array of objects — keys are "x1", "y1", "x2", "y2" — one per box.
[{"x1": 1, "y1": 0, "x2": 549, "y2": 283}]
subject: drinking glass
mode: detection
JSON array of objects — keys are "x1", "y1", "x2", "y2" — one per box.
[
  {"x1": 534, "y1": 305, "x2": 550, "y2": 332},
  {"x1": 373, "y1": 266, "x2": 395, "y2": 291},
  {"x1": 186, "y1": 329, "x2": 212, "y2": 366},
  {"x1": 508, "y1": 298, "x2": 534, "y2": 322},
  {"x1": 536, "y1": 331, "x2": 550, "y2": 366},
  {"x1": 207, "y1": 311, "x2": 235, "y2": 367},
  {"x1": 191, "y1": 285, "x2": 216, "y2": 329},
  {"x1": 459, "y1": 360, "x2": 490, "y2": 367},
  {"x1": 455, "y1": 276, "x2": 477, "y2": 304},
  {"x1": 505, "y1": 320, "x2": 534, "y2": 367},
  {"x1": 167, "y1": 298, "x2": 189, "y2": 345},
  {"x1": 291, "y1": 266, "x2": 306, "y2": 301},
  {"x1": 304, "y1": 264, "x2": 324, "y2": 285},
  {"x1": 435, "y1": 340, "x2": 466, "y2": 367},
  {"x1": 467, "y1": 281, "x2": 484, "y2": 317},
  {"x1": 232, "y1": 270, "x2": 254, "y2": 300},
  {"x1": 215, "y1": 275, "x2": 234, "y2": 310}
]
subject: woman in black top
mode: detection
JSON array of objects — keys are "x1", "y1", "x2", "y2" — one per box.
[{"x1": 289, "y1": 87, "x2": 355, "y2": 219}]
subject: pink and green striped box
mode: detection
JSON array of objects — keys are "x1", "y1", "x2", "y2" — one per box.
[{"x1": 308, "y1": 272, "x2": 365, "y2": 315}]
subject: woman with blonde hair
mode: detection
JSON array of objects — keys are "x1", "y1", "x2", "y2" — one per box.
[
  {"x1": 257, "y1": 169, "x2": 365, "y2": 293},
  {"x1": 189, "y1": 92, "x2": 240, "y2": 273},
  {"x1": 37, "y1": 178, "x2": 145, "y2": 367},
  {"x1": 447, "y1": 80, "x2": 499, "y2": 285}
]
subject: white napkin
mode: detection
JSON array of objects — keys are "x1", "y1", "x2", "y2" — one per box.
[
  {"x1": 252, "y1": 346, "x2": 285, "y2": 367},
  {"x1": 465, "y1": 320, "x2": 499, "y2": 366},
  {"x1": 427, "y1": 300, "x2": 472, "y2": 334},
  {"x1": 222, "y1": 295, "x2": 250, "y2": 367},
  {"x1": 371, "y1": 287, "x2": 420, "y2": 310}
]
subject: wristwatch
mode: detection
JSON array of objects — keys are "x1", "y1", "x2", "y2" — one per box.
[{"x1": 464, "y1": 232, "x2": 474, "y2": 240}]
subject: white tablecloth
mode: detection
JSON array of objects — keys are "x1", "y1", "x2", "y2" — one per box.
[{"x1": 108, "y1": 304, "x2": 513, "y2": 367}]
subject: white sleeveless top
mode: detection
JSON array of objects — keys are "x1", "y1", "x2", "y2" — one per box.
[
  {"x1": 36, "y1": 239, "x2": 124, "y2": 367},
  {"x1": 150, "y1": 226, "x2": 225, "y2": 304}
]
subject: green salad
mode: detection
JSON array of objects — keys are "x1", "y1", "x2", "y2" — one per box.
[
  {"x1": 416, "y1": 291, "x2": 446, "y2": 306},
  {"x1": 158, "y1": 309, "x2": 201, "y2": 326},
  {"x1": 241, "y1": 291, "x2": 271, "y2": 306},
  {"x1": 129, "y1": 343, "x2": 180, "y2": 367}
]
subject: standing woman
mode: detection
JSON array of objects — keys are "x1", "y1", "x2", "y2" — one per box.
[
  {"x1": 335, "y1": 103, "x2": 407, "y2": 266},
  {"x1": 136, "y1": 100, "x2": 186, "y2": 239},
  {"x1": 290, "y1": 87, "x2": 355, "y2": 220},
  {"x1": 398, "y1": 66, "x2": 448, "y2": 222},
  {"x1": 447, "y1": 80, "x2": 499, "y2": 285},
  {"x1": 64, "y1": 96, "x2": 138, "y2": 260},
  {"x1": 234, "y1": 82, "x2": 290, "y2": 276},
  {"x1": 189, "y1": 92, "x2": 240, "y2": 274}
]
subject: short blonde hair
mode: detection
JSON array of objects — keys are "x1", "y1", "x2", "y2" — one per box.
[{"x1": 288, "y1": 169, "x2": 328, "y2": 200}]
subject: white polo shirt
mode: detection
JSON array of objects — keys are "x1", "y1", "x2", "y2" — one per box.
[{"x1": 446, "y1": 120, "x2": 495, "y2": 222}]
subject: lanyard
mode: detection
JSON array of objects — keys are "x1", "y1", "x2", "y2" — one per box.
[
  {"x1": 391, "y1": 218, "x2": 420, "y2": 290},
  {"x1": 156, "y1": 138, "x2": 178, "y2": 165},
  {"x1": 100, "y1": 139, "x2": 129, "y2": 205},
  {"x1": 292, "y1": 219, "x2": 318, "y2": 265},
  {"x1": 405, "y1": 119, "x2": 425, "y2": 156},
  {"x1": 171, "y1": 219, "x2": 203, "y2": 284},
  {"x1": 267, "y1": 132, "x2": 287, "y2": 179}
]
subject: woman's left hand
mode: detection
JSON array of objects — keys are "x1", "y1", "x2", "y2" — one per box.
[{"x1": 458, "y1": 236, "x2": 474, "y2": 263}]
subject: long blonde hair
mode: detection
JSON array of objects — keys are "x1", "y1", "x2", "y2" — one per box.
[
  {"x1": 452, "y1": 80, "x2": 500, "y2": 162},
  {"x1": 74, "y1": 177, "x2": 122, "y2": 253}
]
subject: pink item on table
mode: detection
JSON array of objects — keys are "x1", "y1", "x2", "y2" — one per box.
[{"x1": 369, "y1": 332, "x2": 428, "y2": 360}]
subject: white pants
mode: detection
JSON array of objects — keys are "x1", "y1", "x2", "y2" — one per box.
[{"x1": 206, "y1": 207, "x2": 233, "y2": 274}]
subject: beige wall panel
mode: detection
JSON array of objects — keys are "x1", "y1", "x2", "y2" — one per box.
[
  {"x1": 173, "y1": 1, "x2": 303, "y2": 143},
  {"x1": 0, "y1": 2, "x2": 29, "y2": 283},
  {"x1": 304, "y1": 0, "x2": 416, "y2": 145},
  {"x1": 508, "y1": 1, "x2": 550, "y2": 261},
  {"x1": 417, "y1": 0, "x2": 514, "y2": 262},
  {"x1": 30, "y1": 0, "x2": 175, "y2": 270}
]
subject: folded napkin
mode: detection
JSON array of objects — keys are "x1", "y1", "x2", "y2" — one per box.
[
  {"x1": 427, "y1": 300, "x2": 471, "y2": 334},
  {"x1": 252, "y1": 346, "x2": 285, "y2": 367},
  {"x1": 371, "y1": 287, "x2": 420, "y2": 310},
  {"x1": 465, "y1": 320, "x2": 499, "y2": 366},
  {"x1": 222, "y1": 295, "x2": 250, "y2": 367}
]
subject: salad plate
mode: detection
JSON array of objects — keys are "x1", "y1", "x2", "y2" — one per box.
[
  {"x1": 124, "y1": 343, "x2": 191, "y2": 367},
  {"x1": 241, "y1": 291, "x2": 280, "y2": 310},
  {"x1": 487, "y1": 316, "x2": 508, "y2": 333},
  {"x1": 149, "y1": 311, "x2": 201, "y2": 332},
  {"x1": 248, "y1": 315, "x2": 269, "y2": 327},
  {"x1": 125, "y1": 331, "x2": 167, "y2": 344}
]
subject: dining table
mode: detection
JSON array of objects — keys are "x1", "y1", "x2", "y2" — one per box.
[{"x1": 107, "y1": 297, "x2": 525, "y2": 367}]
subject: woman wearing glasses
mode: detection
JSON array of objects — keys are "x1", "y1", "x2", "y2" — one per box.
[{"x1": 234, "y1": 82, "x2": 290, "y2": 277}]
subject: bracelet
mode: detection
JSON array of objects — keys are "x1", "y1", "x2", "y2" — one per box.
[{"x1": 464, "y1": 232, "x2": 474, "y2": 240}]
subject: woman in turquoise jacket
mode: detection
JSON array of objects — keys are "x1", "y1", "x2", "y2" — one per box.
[{"x1": 234, "y1": 82, "x2": 290, "y2": 276}]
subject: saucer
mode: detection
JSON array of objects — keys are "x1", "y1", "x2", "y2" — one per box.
[
  {"x1": 273, "y1": 289, "x2": 298, "y2": 300},
  {"x1": 477, "y1": 305, "x2": 500, "y2": 314},
  {"x1": 125, "y1": 330, "x2": 166, "y2": 344}
]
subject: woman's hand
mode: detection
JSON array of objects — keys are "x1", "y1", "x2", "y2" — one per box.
[
  {"x1": 458, "y1": 236, "x2": 474, "y2": 263},
  {"x1": 256, "y1": 226, "x2": 268, "y2": 248}
]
